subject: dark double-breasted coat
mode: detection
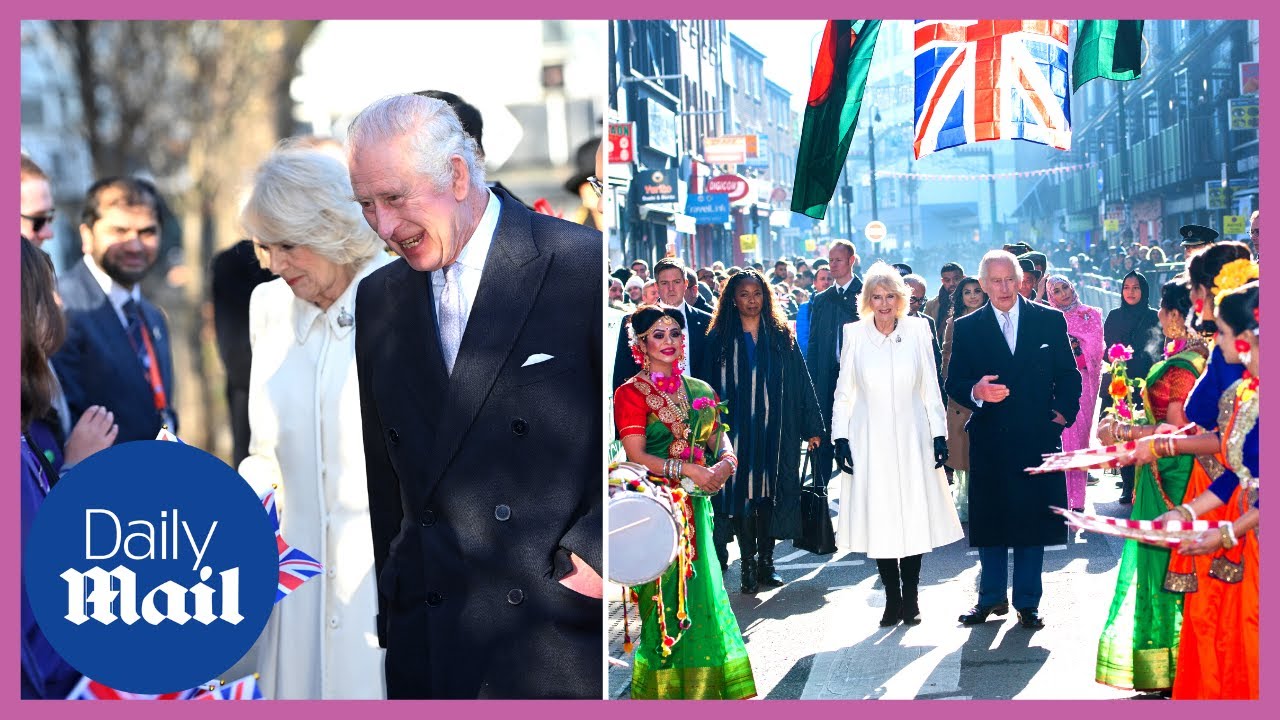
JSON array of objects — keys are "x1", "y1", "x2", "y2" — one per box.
[
  {"x1": 944, "y1": 298, "x2": 1082, "y2": 548},
  {"x1": 354, "y1": 189, "x2": 602, "y2": 699}
]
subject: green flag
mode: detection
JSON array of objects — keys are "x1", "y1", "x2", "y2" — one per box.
[
  {"x1": 1072, "y1": 20, "x2": 1144, "y2": 92},
  {"x1": 791, "y1": 19, "x2": 882, "y2": 220}
]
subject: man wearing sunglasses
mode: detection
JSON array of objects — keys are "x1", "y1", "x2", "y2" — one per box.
[{"x1": 20, "y1": 155, "x2": 55, "y2": 247}]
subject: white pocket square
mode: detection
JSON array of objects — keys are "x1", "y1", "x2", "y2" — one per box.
[
  {"x1": 521, "y1": 353, "x2": 554, "y2": 367},
  {"x1": 1040, "y1": 343, "x2": 1050, "y2": 349}
]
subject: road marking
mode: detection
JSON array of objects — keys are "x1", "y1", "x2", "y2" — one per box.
[
  {"x1": 777, "y1": 560, "x2": 865, "y2": 570},
  {"x1": 965, "y1": 545, "x2": 1068, "y2": 556},
  {"x1": 777, "y1": 549, "x2": 810, "y2": 563}
]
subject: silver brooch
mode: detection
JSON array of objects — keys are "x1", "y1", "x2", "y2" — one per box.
[
  {"x1": 895, "y1": 335, "x2": 902, "y2": 343},
  {"x1": 337, "y1": 307, "x2": 354, "y2": 328}
]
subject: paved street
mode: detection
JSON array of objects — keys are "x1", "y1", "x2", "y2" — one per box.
[{"x1": 609, "y1": 469, "x2": 1138, "y2": 700}]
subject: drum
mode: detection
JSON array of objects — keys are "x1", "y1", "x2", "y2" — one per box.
[{"x1": 608, "y1": 462, "x2": 681, "y2": 586}]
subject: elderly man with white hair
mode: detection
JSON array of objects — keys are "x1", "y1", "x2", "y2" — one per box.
[
  {"x1": 346, "y1": 93, "x2": 603, "y2": 699},
  {"x1": 944, "y1": 250, "x2": 1081, "y2": 631}
]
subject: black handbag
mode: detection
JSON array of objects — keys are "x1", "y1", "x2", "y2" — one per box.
[{"x1": 793, "y1": 451, "x2": 838, "y2": 555}]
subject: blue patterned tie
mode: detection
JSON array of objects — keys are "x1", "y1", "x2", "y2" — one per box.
[{"x1": 122, "y1": 299, "x2": 151, "y2": 373}]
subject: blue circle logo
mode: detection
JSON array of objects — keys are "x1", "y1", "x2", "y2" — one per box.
[{"x1": 24, "y1": 441, "x2": 278, "y2": 694}]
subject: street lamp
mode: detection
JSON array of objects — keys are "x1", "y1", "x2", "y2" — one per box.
[{"x1": 868, "y1": 106, "x2": 881, "y2": 255}]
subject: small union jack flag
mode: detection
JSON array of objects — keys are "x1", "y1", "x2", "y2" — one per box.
[
  {"x1": 914, "y1": 19, "x2": 1071, "y2": 158},
  {"x1": 191, "y1": 674, "x2": 263, "y2": 700},
  {"x1": 260, "y1": 489, "x2": 323, "y2": 603},
  {"x1": 155, "y1": 427, "x2": 184, "y2": 443},
  {"x1": 66, "y1": 677, "x2": 198, "y2": 700}
]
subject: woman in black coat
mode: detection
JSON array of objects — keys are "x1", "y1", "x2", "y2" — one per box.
[
  {"x1": 699, "y1": 270, "x2": 824, "y2": 594},
  {"x1": 1101, "y1": 269, "x2": 1162, "y2": 502}
]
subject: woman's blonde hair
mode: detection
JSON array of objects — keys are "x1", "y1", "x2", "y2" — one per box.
[{"x1": 858, "y1": 261, "x2": 910, "y2": 320}]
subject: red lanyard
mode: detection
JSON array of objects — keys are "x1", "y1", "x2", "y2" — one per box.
[{"x1": 135, "y1": 316, "x2": 170, "y2": 413}]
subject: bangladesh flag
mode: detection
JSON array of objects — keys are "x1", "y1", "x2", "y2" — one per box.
[
  {"x1": 791, "y1": 19, "x2": 882, "y2": 220},
  {"x1": 1072, "y1": 20, "x2": 1143, "y2": 92}
]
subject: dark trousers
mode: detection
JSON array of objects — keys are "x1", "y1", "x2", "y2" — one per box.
[
  {"x1": 977, "y1": 545, "x2": 1045, "y2": 610},
  {"x1": 1119, "y1": 465, "x2": 1135, "y2": 500},
  {"x1": 735, "y1": 497, "x2": 775, "y2": 560}
]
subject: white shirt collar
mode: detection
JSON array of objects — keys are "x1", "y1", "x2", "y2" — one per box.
[
  {"x1": 83, "y1": 254, "x2": 141, "y2": 325},
  {"x1": 835, "y1": 277, "x2": 856, "y2": 293},
  {"x1": 995, "y1": 296, "x2": 1023, "y2": 324},
  {"x1": 453, "y1": 189, "x2": 500, "y2": 272},
  {"x1": 292, "y1": 252, "x2": 392, "y2": 345}
]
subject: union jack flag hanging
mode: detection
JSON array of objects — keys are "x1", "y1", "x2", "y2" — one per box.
[
  {"x1": 155, "y1": 427, "x2": 184, "y2": 442},
  {"x1": 261, "y1": 489, "x2": 323, "y2": 603},
  {"x1": 191, "y1": 674, "x2": 264, "y2": 700},
  {"x1": 66, "y1": 677, "x2": 198, "y2": 700},
  {"x1": 914, "y1": 20, "x2": 1071, "y2": 159}
]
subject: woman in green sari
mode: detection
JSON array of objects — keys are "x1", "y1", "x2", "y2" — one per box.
[
  {"x1": 1095, "y1": 279, "x2": 1209, "y2": 693},
  {"x1": 613, "y1": 305, "x2": 756, "y2": 700}
]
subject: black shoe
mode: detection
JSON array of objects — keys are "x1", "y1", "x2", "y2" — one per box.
[
  {"x1": 900, "y1": 600, "x2": 921, "y2": 626},
  {"x1": 958, "y1": 601, "x2": 1009, "y2": 625},
  {"x1": 1119, "y1": 496, "x2": 1132, "y2": 505},
  {"x1": 1016, "y1": 608, "x2": 1045, "y2": 629},
  {"x1": 880, "y1": 599, "x2": 902, "y2": 627},
  {"x1": 740, "y1": 557, "x2": 759, "y2": 594},
  {"x1": 758, "y1": 542, "x2": 784, "y2": 588},
  {"x1": 1071, "y1": 506, "x2": 1085, "y2": 513}
]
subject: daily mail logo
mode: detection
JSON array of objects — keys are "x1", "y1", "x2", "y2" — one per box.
[
  {"x1": 24, "y1": 441, "x2": 279, "y2": 694},
  {"x1": 62, "y1": 509, "x2": 242, "y2": 626}
]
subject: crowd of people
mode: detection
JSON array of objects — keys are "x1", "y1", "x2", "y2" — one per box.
[
  {"x1": 608, "y1": 220, "x2": 1259, "y2": 700},
  {"x1": 21, "y1": 93, "x2": 606, "y2": 700}
]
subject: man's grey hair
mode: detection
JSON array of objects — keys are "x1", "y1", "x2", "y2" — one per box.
[
  {"x1": 978, "y1": 250, "x2": 1023, "y2": 283},
  {"x1": 241, "y1": 147, "x2": 383, "y2": 268},
  {"x1": 346, "y1": 94, "x2": 486, "y2": 194},
  {"x1": 903, "y1": 273, "x2": 927, "y2": 292}
]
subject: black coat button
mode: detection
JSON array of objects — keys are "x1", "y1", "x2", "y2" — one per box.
[
  {"x1": 507, "y1": 589, "x2": 524, "y2": 605},
  {"x1": 421, "y1": 509, "x2": 436, "y2": 527},
  {"x1": 388, "y1": 428, "x2": 400, "y2": 445},
  {"x1": 425, "y1": 592, "x2": 443, "y2": 607},
  {"x1": 494, "y1": 504, "x2": 511, "y2": 522},
  {"x1": 511, "y1": 418, "x2": 528, "y2": 436}
]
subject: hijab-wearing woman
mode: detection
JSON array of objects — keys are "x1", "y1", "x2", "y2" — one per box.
[
  {"x1": 940, "y1": 276, "x2": 986, "y2": 521},
  {"x1": 699, "y1": 270, "x2": 823, "y2": 594},
  {"x1": 1044, "y1": 274, "x2": 1104, "y2": 512},
  {"x1": 1094, "y1": 279, "x2": 1209, "y2": 694},
  {"x1": 613, "y1": 305, "x2": 756, "y2": 699},
  {"x1": 1101, "y1": 270, "x2": 1162, "y2": 503}
]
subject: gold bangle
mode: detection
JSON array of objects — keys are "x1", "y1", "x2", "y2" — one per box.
[
  {"x1": 1175, "y1": 505, "x2": 1193, "y2": 522},
  {"x1": 1165, "y1": 437, "x2": 1177, "y2": 458},
  {"x1": 1148, "y1": 438, "x2": 1162, "y2": 458},
  {"x1": 1220, "y1": 525, "x2": 1235, "y2": 549}
]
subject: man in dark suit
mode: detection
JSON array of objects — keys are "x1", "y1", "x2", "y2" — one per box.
[
  {"x1": 945, "y1": 250, "x2": 1081, "y2": 630},
  {"x1": 803, "y1": 239, "x2": 862, "y2": 488},
  {"x1": 53, "y1": 177, "x2": 177, "y2": 444},
  {"x1": 610, "y1": 257, "x2": 711, "y2": 391},
  {"x1": 211, "y1": 239, "x2": 276, "y2": 466},
  {"x1": 347, "y1": 94, "x2": 602, "y2": 699},
  {"x1": 903, "y1": 273, "x2": 945, "y2": 406}
]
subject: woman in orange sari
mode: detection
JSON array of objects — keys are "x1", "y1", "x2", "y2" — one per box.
[{"x1": 1129, "y1": 274, "x2": 1259, "y2": 699}]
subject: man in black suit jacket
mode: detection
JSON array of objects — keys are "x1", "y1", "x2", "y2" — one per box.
[
  {"x1": 610, "y1": 257, "x2": 711, "y2": 391},
  {"x1": 803, "y1": 239, "x2": 862, "y2": 488},
  {"x1": 945, "y1": 250, "x2": 1081, "y2": 630},
  {"x1": 211, "y1": 239, "x2": 276, "y2": 466},
  {"x1": 903, "y1": 273, "x2": 945, "y2": 406},
  {"x1": 348, "y1": 94, "x2": 602, "y2": 699},
  {"x1": 53, "y1": 177, "x2": 177, "y2": 444}
]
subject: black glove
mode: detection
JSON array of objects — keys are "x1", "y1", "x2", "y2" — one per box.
[
  {"x1": 834, "y1": 438, "x2": 854, "y2": 475},
  {"x1": 933, "y1": 436, "x2": 949, "y2": 469}
]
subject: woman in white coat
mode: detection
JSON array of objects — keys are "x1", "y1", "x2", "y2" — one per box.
[
  {"x1": 830, "y1": 262, "x2": 964, "y2": 627},
  {"x1": 237, "y1": 145, "x2": 390, "y2": 699}
]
